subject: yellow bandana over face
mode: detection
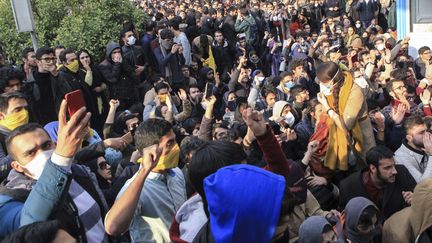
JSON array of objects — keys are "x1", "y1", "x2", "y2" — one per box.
[{"x1": 0, "y1": 109, "x2": 29, "y2": 131}]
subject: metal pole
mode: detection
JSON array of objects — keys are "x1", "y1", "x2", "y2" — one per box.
[{"x1": 30, "y1": 31, "x2": 38, "y2": 50}]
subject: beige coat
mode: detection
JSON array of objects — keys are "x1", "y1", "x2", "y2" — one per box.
[{"x1": 383, "y1": 179, "x2": 432, "y2": 243}]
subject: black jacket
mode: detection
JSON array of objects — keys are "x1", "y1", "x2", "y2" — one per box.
[{"x1": 339, "y1": 165, "x2": 416, "y2": 219}]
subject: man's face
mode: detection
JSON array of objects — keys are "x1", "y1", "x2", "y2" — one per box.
[
  {"x1": 421, "y1": 49, "x2": 431, "y2": 61},
  {"x1": 191, "y1": 62, "x2": 199, "y2": 71},
  {"x1": 294, "y1": 65, "x2": 304, "y2": 77},
  {"x1": 321, "y1": 42, "x2": 330, "y2": 54},
  {"x1": 123, "y1": 31, "x2": 135, "y2": 46},
  {"x1": 390, "y1": 81, "x2": 407, "y2": 100},
  {"x1": 159, "y1": 129, "x2": 176, "y2": 156},
  {"x1": 214, "y1": 127, "x2": 229, "y2": 141},
  {"x1": 189, "y1": 87, "x2": 202, "y2": 100},
  {"x1": 266, "y1": 92, "x2": 276, "y2": 108},
  {"x1": 239, "y1": 38, "x2": 247, "y2": 47},
  {"x1": 64, "y1": 53, "x2": 77, "y2": 65},
  {"x1": 111, "y1": 48, "x2": 122, "y2": 61},
  {"x1": 407, "y1": 124, "x2": 427, "y2": 149},
  {"x1": 182, "y1": 67, "x2": 190, "y2": 77},
  {"x1": 361, "y1": 54, "x2": 371, "y2": 65},
  {"x1": 297, "y1": 90, "x2": 310, "y2": 102},
  {"x1": 10, "y1": 128, "x2": 55, "y2": 177},
  {"x1": 372, "y1": 158, "x2": 397, "y2": 184},
  {"x1": 1, "y1": 98, "x2": 28, "y2": 119},
  {"x1": 24, "y1": 51, "x2": 37, "y2": 67},
  {"x1": 207, "y1": 71, "x2": 215, "y2": 81},
  {"x1": 37, "y1": 53, "x2": 56, "y2": 72},
  {"x1": 322, "y1": 230, "x2": 338, "y2": 243},
  {"x1": 4, "y1": 79, "x2": 22, "y2": 93},
  {"x1": 55, "y1": 48, "x2": 65, "y2": 64},
  {"x1": 215, "y1": 32, "x2": 224, "y2": 43}
]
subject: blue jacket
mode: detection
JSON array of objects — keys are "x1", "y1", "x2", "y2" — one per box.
[
  {"x1": 355, "y1": 0, "x2": 378, "y2": 21},
  {"x1": 0, "y1": 160, "x2": 70, "y2": 238}
]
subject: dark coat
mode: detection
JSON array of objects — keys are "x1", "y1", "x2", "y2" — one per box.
[
  {"x1": 355, "y1": 0, "x2": 378, "y2": 22},
  {"x1": 339, "y1": 165, "x2": 417, "y2": 219}
]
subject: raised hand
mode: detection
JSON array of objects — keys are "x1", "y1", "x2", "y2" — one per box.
[
  {"x1": 423, "y1": 132, "x2": 432, "y2": 156},
  {"x1": 390, "y1": 103, "x2": 407, "y2": 125},
  {"x1": 141, "y1": 144, "x2": 162, "y2": 172},
  {"x1": 242, "y1": 107, "x2": 266, "y2": 137},
  {"x1": 177, "y1": 89, "x2": 187, "y2": 101},
  {"x1": 56, "y1": 100, "x2": 91, "y2": 158},
  {"x1": 420, "y1": 89, "x2": 431, "y2": 105},
  {"x1": 109, "y1": 99, "x2": 120, "y2": 110}
]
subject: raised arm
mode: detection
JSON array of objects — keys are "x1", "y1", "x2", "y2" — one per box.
[{"x1": 104, "y1": 145, "x2": 160, "y2": 236}]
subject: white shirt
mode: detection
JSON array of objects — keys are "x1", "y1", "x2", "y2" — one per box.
[{"x1": 117, "y1": 168, "x2": 186, "y2": 243}]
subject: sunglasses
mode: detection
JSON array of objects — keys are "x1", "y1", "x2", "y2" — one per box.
[{"x1": 98, "y1": 161, "x2": 110, "y2": 170}]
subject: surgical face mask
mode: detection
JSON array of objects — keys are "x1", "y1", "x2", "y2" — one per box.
[
  {"x1": 284, "y1": 81, "x2": 295, "y2": 90},
  {"x1": 376, "y1": 43, "x2": 385, "y2": 51},
  {"x1": 320, "y1": 82, "x2": 333, "y2": 96},
  {"x1": 65, "y1": 60, "x2": 79, "y2": 73},
  {"x1": 284, "y1": 112, "x2": 295, "y2": 127},
  {"x1": 127, "y1": 36, "x2": 136, "y2": 46},
  {"x1": 355, "y1": 23, "x2": 362, "y2": 28},
  {"x1": 24, "y1": 149, "x2": 54, "y2": 180},
  {"x1": 159, "y1": 94, "x2": 167, "y2": 103},
  {"x1": 257, "y1": 76, "x2": 265, "y2": 83}
]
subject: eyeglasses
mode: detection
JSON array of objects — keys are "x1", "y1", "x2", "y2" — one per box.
[
  {"x1": 393, "y1": 85, "x2": 406, "y2": 91},
  {"x1": 41, "y1": 57, "x2": 56, "y2": 62},
  {"x1": 98, "y1": 161, "x2": 110, "y2": 170}
]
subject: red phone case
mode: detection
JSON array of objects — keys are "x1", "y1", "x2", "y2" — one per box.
[{"x1": 65, "y1": 90, "x2": 86, "y2": 117}]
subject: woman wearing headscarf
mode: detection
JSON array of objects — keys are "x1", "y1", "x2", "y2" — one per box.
[
  {"x1": 298, "y1": 216, "x2": 338, "y2": 243},
  {"x1": 309, "y1": 61, "x2": 375, "y2": 181},
  {"x1": 335, "y1": 197, "x2": 380, "y2": 243}
]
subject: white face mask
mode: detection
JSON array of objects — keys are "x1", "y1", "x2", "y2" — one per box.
[
  {"x1": 355, "y1": 23, "x2": 362, "y2": 28},
  {"x1": 272, "y1": 16, "x2": 279, "y2": 21},
  {"x1": 257, "y1": 77, "x2": 265, "y2": 82},
  {"x1": 24, "y1": 149, "x2": 54, "y2": 180},
  {"x1": 376, "y1": 43, "x2": 385, "y2": 51},
  {"x1": 284, "y1": 112, "x2": 295, "y2": 127},
  {"x1": 320, "y1": 82, "x2": 333, "y2": 96},
  {"x1": 127, "y1": 36, "x2": 136, "y2": 46}
]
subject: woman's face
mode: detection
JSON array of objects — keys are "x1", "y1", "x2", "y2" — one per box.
[
  {"x1": 348, "y1": 27, "x2": 354, "y2": 36},
  {"x1": 79, "y1": 52, "x2": 91, "y2": 66},
  {"x1": 281, "y1": 105, "x2": 291, "y2": 117},
  {"x1": 313, "y1": 103, "x2": 324, "y2": 122},
  {"x1": 357, "y1": 214, "x2": 378, "y2": 234},
  {"x1": 97, "y1": 157, "x2": 112, "y2": 181}
]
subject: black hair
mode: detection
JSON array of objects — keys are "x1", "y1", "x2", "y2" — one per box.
[
  {"x1": 6, "y1": 123, "x2": 47, "y2": 160},
  {"x1": 134, "y1": 118, "x2": 173, "y2": 152},
  {"x1": 76, "y1": 49, "x2": 92, "y2": 68},
  {"x1": 0, "y1": 68, "x2": 24, "y2": 92},
  {"x1": 365, "y1": 146, "x2": 394, "y2": 167},
  {"x1": 289, "y1": 59, "x2": 304, "y2": 71},
  {"x1": 35, "y1": 47, "x2": 54, "y2": 60},
  {"x1": 290, "y1": 85, "x2": 306, "y2": 101},
  {"x1": 149, "y1": 74, "x2": 165, "y2": 85},
  {"x1": 160, "y1": 29, "x2": 175, "y2": 40},
  {"x1": 0, "y1": 91, "x2": 27, "y2": 113},
  {"x1": 418, "y1": 46, "x2": 431, "y2": 55},
  {"x1": 21, "y1": 47, "x2": 34, "y2": 60},
  {"x1": 188, "y1": 141, "x2": 247, "y2": 197},
  {"x1": 404, "y1": 115, "x2": 425, "y2": 133},
  {"x1": 59, "y1": 48, "x2": 76, "y2": 63},
  {"x1": 304, "y1": 98, "x2": 320, "y2": 121},
  {"x1": 0, "y1": 220, "x2": 66, "y2": 243},
  {"x1": 154, "y1": 82, "x2": 169, "y2": 94},
  {"x1": 168, "y1": 18, "x2": 180, "y2": 31},
  {"x1": 145, "y1": 20, "x2": 157, "y2": 32},
  {"x1": 385, "y1": 79, "x2": 403, "y2": 94}
]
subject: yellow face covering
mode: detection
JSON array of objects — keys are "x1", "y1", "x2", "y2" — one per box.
[
  {"x1": 137, "y1": 143, "x2": 180, "y2": 171},
  {"x1": 0, "y1": 109, "x2": 29, "y2": 131},
  {"x1": 65, "y1": 60, "x2": 79, "y2": 73},
  {"x1": 159, "y1": 94, "x2": 167, "y2": 103}
]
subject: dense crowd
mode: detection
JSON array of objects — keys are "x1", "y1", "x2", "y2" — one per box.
[{"x1": 0, "y1": 0, "x2": 431, "y2": 242}]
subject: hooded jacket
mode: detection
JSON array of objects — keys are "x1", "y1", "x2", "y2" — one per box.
[
  {"x1": 383, "y1": 179, "x2": 432, "y2": 243},
  {"x1": 204, "y1": 164, "x2": 285, "y2": 243},
  {"x1": 298, "y1": 216, "x2": 332, "y2": 243},
  {"x1": 99, "y1": 42, "x2": 137, "y2": 103}
]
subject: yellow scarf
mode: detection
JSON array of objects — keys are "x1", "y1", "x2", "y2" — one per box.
[
  {"x1": 203, "y1": 45, "x2": 217, "y2": 73},
  {"x1": 0, "y1": 109, "x2": 29, "y2": 131},
  {"x1": 137, "y1": 143, "x2": 180, "y2": 170},
  {"x1": 324, "y1": 72, "x2": 363, "y2": 171}
]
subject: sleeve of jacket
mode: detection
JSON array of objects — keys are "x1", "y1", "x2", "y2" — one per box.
[
  {"x1": 228, "y1": 68, "x2": 241, "y2": 92},
  {"x1": 153, "y1": 47, "x2": 175, "y2": 67},
  {"x1": 234, "y1": 19, "x2": 249, "y2": 33},
  {"x1": 343, "y1": 84, "x2": 364, "y2": 130},
  {"x1": 143, "y1": 103, "x2": 155, "y2": 121},
  {"x1": 99, "y1": 62, "x2": 121, "y2": 84},
  {"x1": 198, "y1": 116, "x2": 213, "y2": 141},
  {"x1": 174, "y1": 99, "x2": 192, "y2": 122},
  {"x1": 258, "y1": 126, "x2": 291, "y2": 177},
  {"x1": 20, "y1": 160, "x2": 72, "y2": 227},
  {"x1": 0, "y1": 156, "x2": 12, "y2": 182}
]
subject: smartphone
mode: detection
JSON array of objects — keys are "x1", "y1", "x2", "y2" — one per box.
[
  {"x1": 65, "y1": 90, "x2": 86, "y2": 117},
  {"x1": 205, "y1": 82, "x2": 215, "y2": 99}
]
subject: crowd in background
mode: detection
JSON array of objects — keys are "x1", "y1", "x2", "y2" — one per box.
[{"x1": 0, "y1": 0, "x2": 432, "y2": 242}]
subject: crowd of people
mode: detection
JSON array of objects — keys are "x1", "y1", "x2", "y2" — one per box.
[{"x1": 0, "y1": 0, "x2": 432, "y2": 242}]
